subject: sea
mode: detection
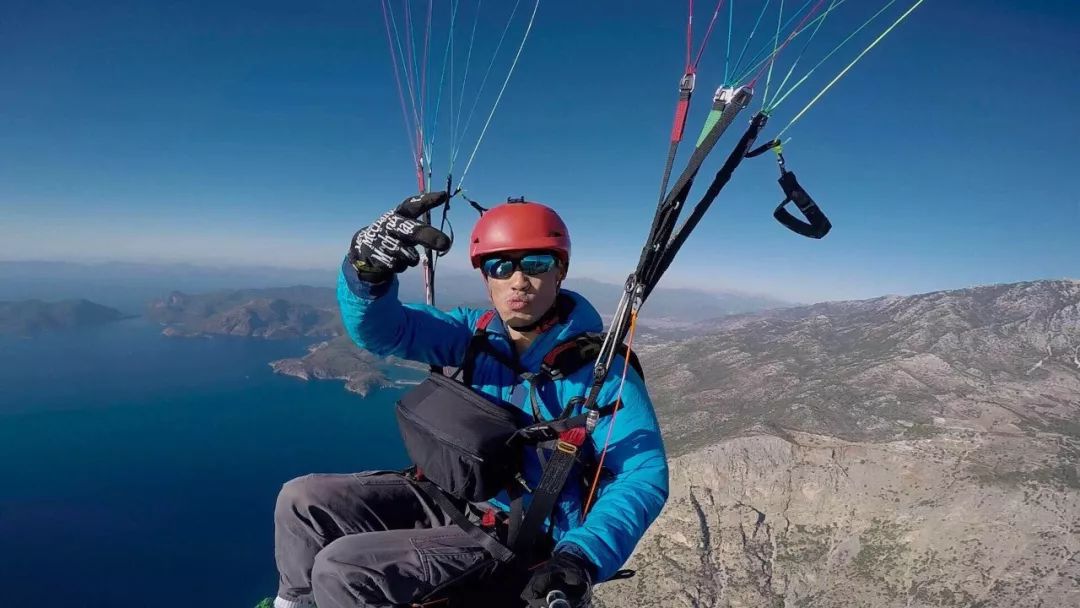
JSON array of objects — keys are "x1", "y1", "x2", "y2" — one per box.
[{"x1": 0, "y1": 318, "x2": 422, "y2": 607}]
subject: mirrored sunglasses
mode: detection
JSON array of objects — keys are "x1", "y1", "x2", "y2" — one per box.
[{"x1": 481, "y1": 253, "x2": 559, "y2": 280}]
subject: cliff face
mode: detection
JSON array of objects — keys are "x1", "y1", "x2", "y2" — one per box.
[
  {"x1": 595, "y1": 280, "x2": 1080, "y2": 608},
  {"x1": 597, "y1": 431, "x2": 1079, "y2": 608}
]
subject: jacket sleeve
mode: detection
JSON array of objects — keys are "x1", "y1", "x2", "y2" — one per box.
[
  {"x1": 336, "y1": 258, "x2": 475, "y2": 367},
  {"x1": 555, "y1": 355, "x2": 670, "y2": 582}
]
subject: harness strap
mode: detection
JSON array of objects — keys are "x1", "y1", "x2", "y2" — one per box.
[
  {"x1": 454, "y1": 297, "x2": 637, "y2": 560},
  {"x1": 509, "y1": 428, "x2": 588, "y2": 554},
  {"x1": 406, "y1": 476, "x2": 517, "y2": 563}
]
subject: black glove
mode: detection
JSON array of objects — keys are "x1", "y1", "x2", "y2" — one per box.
[
  {"x1": 348, "y1": 192, "x2": 452, "y2": 283},
  {"x1": 521, "y1": 548, "x2": 595, "y2": 607}
]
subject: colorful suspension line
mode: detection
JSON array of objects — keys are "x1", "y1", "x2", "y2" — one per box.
[
  {"x1": 731, "y1": 0, "x2": 847, "y2": 87},
  {"x1": 657, "y1": 0, "x2": 728, "y2": 205},
  {"x1": 746, "y1": 0, "x2": 829, "y2": 90},
  {"x1": 380, "y1": 0, "x2": 422, "y2": 181},
  {"x1": 450, "y1": 0, "x2": 524, "y2": 174},
  {"x1": 764, "y1": 0, "x2": 840, "y2": 110},
  {"x1": 773, "y1": 0, "x2": 924, "y2": 135},
  {"x1": 457, "y1": 0, "x2": 541, "y2": 190},
  {"x1": 580, "y1": 0, "x2": 926, "y2": 529}
]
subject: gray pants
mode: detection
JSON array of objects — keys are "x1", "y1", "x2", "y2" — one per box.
[{"x1": 274, "y1": 471, "x2": 507, "y2": 608}]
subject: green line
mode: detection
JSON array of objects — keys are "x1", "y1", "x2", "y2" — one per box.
[
  {"x1": 776, "y1": 0, "x2": 926, "y2": 139},
  {"x1": 729, "y1": 0, "x2": 818, "y2": 85},
  {"x1": 732, "y1": 0, "x2": 847, "y2": 86},
  {"x1": 761, "y1": 0, "x2": 786, "y2": 107},
  {"x1": 768, "y1": 0, "x2": 898, "y2": 111},
  {"x1": 767, "y1": 0, "x2": 837, "y2": 108}
]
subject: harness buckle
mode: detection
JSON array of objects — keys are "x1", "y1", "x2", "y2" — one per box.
[{"x1": 556, "y1": 440, "x2": 579, "y2": 455}]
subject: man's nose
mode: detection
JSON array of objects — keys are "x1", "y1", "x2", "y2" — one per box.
[{"x1": 509, "y1": 270, "x2": 530, "y2": 288}]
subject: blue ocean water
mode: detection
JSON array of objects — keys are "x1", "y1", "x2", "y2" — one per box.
[{"x1": 0, "y1": 319, "x2": 418, "y2": 607}]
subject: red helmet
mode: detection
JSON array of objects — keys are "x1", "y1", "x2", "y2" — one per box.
[{"x1": 469, "y1": 199, "x2": 571, "y2": 268}]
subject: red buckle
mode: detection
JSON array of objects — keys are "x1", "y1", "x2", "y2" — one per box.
[
  {"x1": 559, "y1": 428, "x2": 587, "y2": 448},
  {"x1": 481, "y1": 508, "x2": 497, "y2": 528}
]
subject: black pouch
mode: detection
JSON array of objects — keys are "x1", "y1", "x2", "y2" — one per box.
[{"x1": 396, "y1": 373, "x2": 523, "y2": 502}]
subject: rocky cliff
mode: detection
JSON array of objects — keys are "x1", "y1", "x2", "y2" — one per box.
[{"x1": 595, "y1": 279, "x2": 1080, "y2": 608}]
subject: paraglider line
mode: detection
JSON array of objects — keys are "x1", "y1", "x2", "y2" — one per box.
[
  {"x1": 582, "y1": 310, "x2": 639, "y2": 519},
  {"x1": 748, "y1": 0, "x2": 828, "y2": 89},
  {"x1": 692, "y1": 0, "x2": 728, "y2": 70},
  {"x1": 729, "y1": 0, "x2": 773, "y2": 86},
  {"x1": 761, "y1": 0, "x2": 788, "y2": 108},
  {"x1": 451, "y1": 0, "x2": 524, "y2": 171},
  {"x1": 776, "y1": 0, "x2": 926, "y2": 139},
  {"x1": 453, "y1": 0, "x2": 482, "y2": 158},
  {"x1": 766, "y1": 0, "x2": 840, "y2": 109},
  {"x1": 381, "y1": 0, "x2": 421, "y2": 168},
  {"x1": 768, "y1": 0, "x2": 895, "y2": 111},
  {"x1": 386, "y1": 3, "x2": 423, "y2": 148},
  {"x1": 732, "y1": 0, "x2": 842, "y2": 86},
  {"x1": 458, "y1": 0, "x2": 541, "y2": 189},
  {"x1": 723, "y1": 0, "x2": 733, "y2": 83}
]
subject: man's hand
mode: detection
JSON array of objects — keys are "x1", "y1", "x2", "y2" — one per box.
[
  {"x1": 348, "y1": 192, "x2": 452, "y2": 283},
  {"x1": 521, "y1": 548, "x2": 595, "y2": 607}
]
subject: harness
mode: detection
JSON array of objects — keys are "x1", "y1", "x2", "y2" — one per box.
[{"x1": 395, "y1": 294, "x2": 643, "y2": 576}]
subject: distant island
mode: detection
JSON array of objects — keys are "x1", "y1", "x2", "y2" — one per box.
[
  {"x1": 141, "y1": 281, "x2": 788, "y2": 397},
  {"x1": 0, "y1": 299, "x2": 127, "y2": 336},
  {"x1": 269, "y1": 335, "x2": 426, "y2": 397},
  {"x1": 145, "y1": 286, "x2": 428, "y2": 395},
  {"x1": 145, "y1": 288, "x2": 341, "y2": 339}
]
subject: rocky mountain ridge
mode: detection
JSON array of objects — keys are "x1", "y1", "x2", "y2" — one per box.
[{"x1": 594, "y1": 279, "x2": 1080, "y2": 608}]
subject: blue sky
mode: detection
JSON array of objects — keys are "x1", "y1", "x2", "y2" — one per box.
[{"x1": 2, "y1": 0, "x2": 1077, "y2": 302}]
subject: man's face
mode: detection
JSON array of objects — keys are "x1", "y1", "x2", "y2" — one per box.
[{"x1": 481, "y1": 250, "x2": 565, "y2": 329}]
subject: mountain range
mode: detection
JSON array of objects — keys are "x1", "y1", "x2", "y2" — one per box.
[{"x1": 594, "y1": 279, "x2": 1080, "y2": 608}]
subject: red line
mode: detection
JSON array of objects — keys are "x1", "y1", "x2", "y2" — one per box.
[
  {"x1": 381, "y1": 0, "x2": 419, "y2": 163},
  {"x1": 692, "y1": 0, "x2": 727, "y2": 70}
]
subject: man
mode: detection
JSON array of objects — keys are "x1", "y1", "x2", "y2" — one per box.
[{"x1": 266, "y1": 193, "x2": 668, "y2": 608}]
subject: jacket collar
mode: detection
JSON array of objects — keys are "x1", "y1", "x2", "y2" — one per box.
[{"x1": 482, "y1": 290, "x2": 603, "y2": 370}]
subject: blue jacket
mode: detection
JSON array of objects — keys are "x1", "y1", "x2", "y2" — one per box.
[{"x1": 337, "y1": 260, "x2": 669, "y2": 581}]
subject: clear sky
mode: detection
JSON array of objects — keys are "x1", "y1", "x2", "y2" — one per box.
[{"x1": 2, "y1": 0, "x2": 1077, "y2": 303}]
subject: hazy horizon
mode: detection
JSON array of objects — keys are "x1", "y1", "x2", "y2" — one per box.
[
  {"x1": 3, "y1": 258, "x2": 1077, "y2": 312},
  {"x1": 3, "y1": 1, "x2": 1078, "y2": 304}
]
